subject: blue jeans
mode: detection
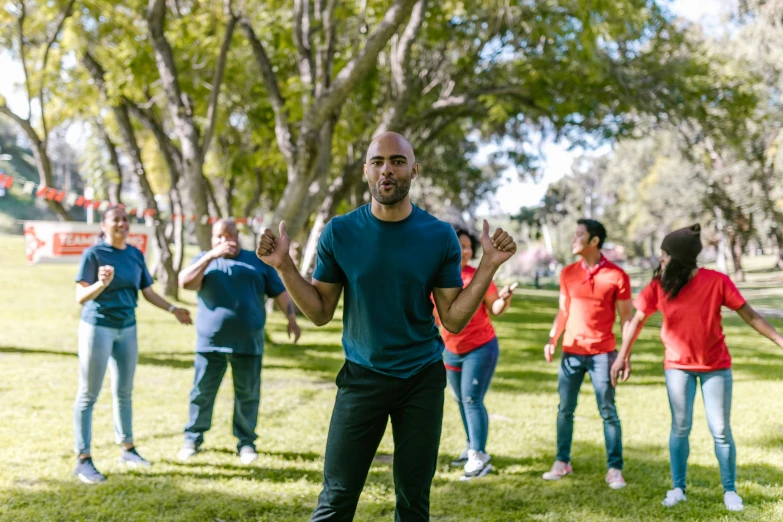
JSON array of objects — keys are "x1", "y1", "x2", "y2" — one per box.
[
  {"x1": 665, "y1": 368, "x2": 736, "y2": 492},
  {"x1": 74, "y1": 321, "x2": 138, "y2": 455},
  {"x1": 557, "y1": 351, "x2": 623, "y2": 469},
  {"x1": 443, "y1": 337, "x2": 499, "y2": 452},
  {"x1": 184, "y1": 352, "x2": 263, "y2": 451}
]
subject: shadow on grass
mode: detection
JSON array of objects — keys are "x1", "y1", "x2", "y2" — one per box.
[
  {"x1": 0, "y1": 476, "x2": 317, "y2": 521},
  {"x1": 0, "y1": 346, "x2": 195, "y2": 370}
]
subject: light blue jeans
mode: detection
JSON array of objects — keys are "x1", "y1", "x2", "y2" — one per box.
[
  {"x1": 665, "y1": 368, "x2": 736, "y2": 492},
  {"x1": 74, "y1": 321, "x2": 138, "y2": 455},
  {"x1": 557, "y1": 351, "x2": 623, "y2": 469},
  {"x1": 444, "y1": 337, "x2": 499, "y2": 452}
]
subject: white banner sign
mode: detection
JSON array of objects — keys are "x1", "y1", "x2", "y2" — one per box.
[{"x1": 23, "y1": 221, "x2": 154, "y2": 265}]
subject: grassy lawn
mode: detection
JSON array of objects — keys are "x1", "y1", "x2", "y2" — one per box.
[{"x1": 1, "y1": 234, "x2": 783, "y2": 521}]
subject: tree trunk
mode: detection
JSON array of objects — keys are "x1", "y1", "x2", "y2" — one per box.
[
  {"x1": 541, "y1": 219, "x2": 554, "y2": 255},
  {"x1": 31, "y1": 139, "x2": 71, "y2": 220},
  {"x1": 731, "y1": 235, "x2": 745, "y2": 282}
]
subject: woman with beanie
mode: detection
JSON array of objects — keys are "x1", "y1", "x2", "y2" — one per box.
[{"x1": 611, "y1": 224, "x2": 783, "y2": 511}]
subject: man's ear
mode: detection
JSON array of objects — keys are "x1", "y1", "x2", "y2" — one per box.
[
  {"x1": 411, "y1": 163, "x2": 419, "y2": 179},
  {"x1": 363, "y1": 163, "x2": 368, "y2": 181}
]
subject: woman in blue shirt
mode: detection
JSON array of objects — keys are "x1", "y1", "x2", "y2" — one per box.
[{"x1": 73, "y1": 206, "x2": 191, "y2": 484}]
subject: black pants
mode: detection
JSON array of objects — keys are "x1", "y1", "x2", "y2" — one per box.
[{"x1": 311, "y1": 360, "x2": 446, "y2": 522}]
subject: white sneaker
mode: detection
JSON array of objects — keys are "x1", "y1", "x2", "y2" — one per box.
[
  {"x1": 542, "y1": 460, "x2": 573, "y2": 481},
  {"x1": 177, "y1": 444, "x2": 200, "y2": 462},
  {"x1": 461, "y1": 450, "x2": 492, "y2": 480},
  {"x1": 239, "y1": 446, "x2": 258, "y2": 465},
  {"x1": 724, "y1": 491, "x2": 744, "y2": 511},
  {"x1": 605, "y1": 468, "x2": 626, "y2": 490},
  {"x1": 662, "y1": 488, "x2": 686, "y2": 507}
]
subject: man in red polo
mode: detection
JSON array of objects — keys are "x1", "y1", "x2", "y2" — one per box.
[{"x1": 541, "y1": 219, "x2": 632, "y2": 489}]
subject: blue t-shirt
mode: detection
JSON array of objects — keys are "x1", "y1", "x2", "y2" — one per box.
[
  {"x1": 75, "y1": 242, "x2": 154, "y2": 329},
  {"x1": 194, "y1": 249, "x2": 286, "y2": 355},
  {"x1": 313, "y1": 204, "x2": 463, "y2": 378}
]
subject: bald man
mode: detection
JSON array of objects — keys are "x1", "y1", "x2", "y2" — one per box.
[
  {"x1": 177, "y1": 219, "x2": 300, "y2": 464},
  {"x1": 256, "y1": 132, "x2": 517, "y2": 521}
]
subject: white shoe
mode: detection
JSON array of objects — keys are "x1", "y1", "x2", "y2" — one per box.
[
  {"x1": 461, "y1": 450, "x2": 492, "y2": 480},
  {"x1": 177, "y1": 444, "x2": 199, "y2": 462},
  {"x1": 239, "y1": 446, "x2": 258, "y2": 465},
  {"x1": 542, "y1": 460, "x2": 573, "y2": 481},
  {"x1": 724, "y1": 491, "x2": 744, "y2": 511},
  {"x1": 662, "y1": 488, "x2": 686, "y2": 507},
  {"x1": 605, "y1": 468, "x2": 626, "y2": 490}
]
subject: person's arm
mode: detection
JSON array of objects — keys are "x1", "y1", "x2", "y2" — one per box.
[
  {"x1": 75, "y1": 253, "x2": 111, "y2": 304},
  {"x1": 610, "y1": 309, "x2": 648, "y2": 386},
  {"x1": 432, "y1": 222, "x2": 517, "y2": 334},
  {"x1": 274, "y1": 291, "x2": 301, "y2": 343},
  {"x1": 487, "y1": 282, "x2": 517, "y2": 317},
  {"x1": 616, "y1": 299, "x2": 632, "y2": 344},
  {"x1": 736, "y1": 303, "x2": 783, "y2": 348},
  {"x1": 256, "y1": 221, "x2": 344, "y2": 326},
  {"x1": 178, "y1": 242, "x2": 237, "y2": 291},
  {"x1": 544, "y1": 292, "x2": 568, "y2": 362},
  {"x1": 141, "y1": 286, "x2": 192, "y2": 324}
]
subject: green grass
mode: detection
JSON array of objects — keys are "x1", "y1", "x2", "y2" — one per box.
[{"x1": 1, "y1": 235, "x2": 783, "y2": 521}]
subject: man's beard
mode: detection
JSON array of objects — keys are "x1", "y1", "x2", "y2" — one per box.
[{"x1": 370, "y1": 178, "x2": 412, "y2": 205}]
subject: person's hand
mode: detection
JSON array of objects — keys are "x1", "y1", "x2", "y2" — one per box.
[
  {"x1": 256, "y1": 221, "x2": 292, "y2": 269},
  {"x1": 498, "y1": 281, "x2": 519, "y2": 300},
  {"x1": 208, "y1": 241, "x2": 238, "y2": 260},
  {"x1": 98, "y1": 265, "x2": 115, "y2": 286},
  {"x1": 610, "y1": 358, "x2": 631, "y2": 387},
  {"x1": 544, "y1": 341, "x2": 556, "y2": 362},
  {"x1": 288, "y1": 320, "x2": 301, "y2": 344},
  {"x1": 172, "y1": 307, "x2": 193, "y2": 325},
  {"x1": 480, "y1": 220, "x2": 517, "y2": 267}
]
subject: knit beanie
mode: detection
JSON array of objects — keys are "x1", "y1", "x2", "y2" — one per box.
[{"x1": 661, "y1": 224, "x2": 702, "y2": 269}]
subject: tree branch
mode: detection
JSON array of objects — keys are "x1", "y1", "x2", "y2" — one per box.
[
  {"x1": 38, "y1": 0, "x2": 76, "y2": 141},
  {"x1": 147, "y1": 0, "x2": 192, "y2": 130},
  {"x1": 0, "y1": 104, "x2": 41, "y2": 146},
  {"x1": 293, "y1": 0, "x2": 315, "y2": 91},
  {"x1": 240, "y1": 19, "x2": 296, "y2": 166},
  {"x1": 304, "y1": 0, "x2": 419, "y2": 132},
  {"x1": 16, "y1": 1, "x2": 33, "y2": 121},
  {"x1": 315, "y1": 0, "x2": 337, "y2": 98},
  {"x1": 201, "y1": 11, "x2": 239, "y2": 162}
]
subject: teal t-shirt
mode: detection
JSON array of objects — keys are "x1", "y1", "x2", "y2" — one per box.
[
  {"x1": 75, "y1": 242, "x2": 154, "y2": 328},
  {"x1": 193, "y1": 249, "x2": 285, "y2": 355},
  {"x1": 313, "y1": 204, "x2": 463, "y2": 378}
]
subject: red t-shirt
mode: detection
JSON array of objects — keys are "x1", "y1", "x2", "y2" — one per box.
[
  {"x1": 439, "y1": 265, "x2": 498, "y2": 354},
  {"x1": 633, "y1": 269, "x2": 746, "y2": 371},
  {"x1": 560, "y1": 258, "x2": 631, "y2": 355}
]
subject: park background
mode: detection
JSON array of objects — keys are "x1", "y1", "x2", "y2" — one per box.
[{"x1": 2, "y1": 0, "x2": 783, "y2": 520}]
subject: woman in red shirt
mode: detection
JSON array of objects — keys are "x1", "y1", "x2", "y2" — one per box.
[
  {"x1": 442, "y1": 227, "x2": 514, "y2": 480},
  {"x1": 611, "y1": 224, "x2": 783, "y2": 512}
]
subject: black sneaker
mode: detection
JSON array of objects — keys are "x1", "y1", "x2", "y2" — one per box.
[
  {"x1": 119, "y1": 447, "x2": 152, "y2": 468},
  {"x1": 74, "y1": 457, "x2": 106, "y2": 484}
]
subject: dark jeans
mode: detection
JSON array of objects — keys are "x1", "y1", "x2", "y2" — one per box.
[
  {"x1": 311, "y1": 360, "x2": 446, "y2": 522},
  {"x1": 443, "y1": 337, "x2": 499, "y2": 452},
  {"x1": 183, "y1": 352, "x2": 263, "y2": 451},
  {"x1": 556, "y1": 350, "x2": 623, "y2": 470}
]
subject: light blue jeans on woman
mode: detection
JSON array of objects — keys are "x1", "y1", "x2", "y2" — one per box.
[
  {"x1": 74, "y1": 321, "x2": 138, "y2": 455},
  {"x1": 444, "y1": 337, "x2": 499, "y2": 452},
  {"x1": 665, "y1": 368, "x2": 736, "y2": 492}
]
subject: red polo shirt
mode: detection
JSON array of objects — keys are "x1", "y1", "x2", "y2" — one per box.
[
  {"x1": 560, "y1": 257, "x2": 631, "y2": 355},
  {"x1": 633, "y1": 269, "x2": 746, "y2": 371}
]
